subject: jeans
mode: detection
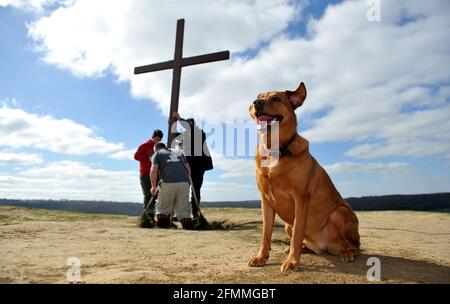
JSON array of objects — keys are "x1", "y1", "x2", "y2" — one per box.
[
  {"x1": 190, "y1": 169, "x2": 205, "y2": 218},
  {"x1": 140, "y1": 175, "x2": 154, "y2": 213}
]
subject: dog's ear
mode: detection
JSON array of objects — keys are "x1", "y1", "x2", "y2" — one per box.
[{"x1": 286, "y1": 82, "x2": 307, "y2": 110}]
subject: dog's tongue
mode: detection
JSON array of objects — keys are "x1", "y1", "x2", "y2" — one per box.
[{"x1": 257, "y1": 115, "x2": 273, "y2": 123}]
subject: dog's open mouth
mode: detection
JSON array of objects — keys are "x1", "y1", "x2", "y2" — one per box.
[{"x1": 256, "y1": 113, "x2": 283, "y2": 130}]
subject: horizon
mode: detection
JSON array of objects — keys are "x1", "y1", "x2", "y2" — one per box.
[{"x1": 1, "y1": 191, "x2": 449, "y2": 204}]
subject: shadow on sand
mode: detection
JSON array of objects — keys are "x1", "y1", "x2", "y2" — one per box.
[
  {"x1": 201, "y1": 220, "x2": 285, "y2": 231},
  {"x1": 300, "y1": 253, "x2": 450, "y2": 283}
]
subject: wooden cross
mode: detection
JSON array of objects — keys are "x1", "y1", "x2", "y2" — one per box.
[{"x1": 134, "y1": 19, "x2": 230, "y2": 146}]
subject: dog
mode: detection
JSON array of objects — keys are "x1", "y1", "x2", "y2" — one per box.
[{"x1": 248, "y1": 82, "x2": 360, "y2": 272}]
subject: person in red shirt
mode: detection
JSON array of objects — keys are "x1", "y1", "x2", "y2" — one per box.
[{"x1": 134, "y1": 129, "x2": 163, "y2": 214}]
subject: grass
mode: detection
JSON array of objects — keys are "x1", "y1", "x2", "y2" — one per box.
[
  {"x1": 0, "y1": 214, "x2": 14, "y2": 226},
  {"x1": 27, "y1": 208, "x2": 126, "y2": 221},
  {"x1": 0, "y1": 205, "x2": 128, "y2": 223}
]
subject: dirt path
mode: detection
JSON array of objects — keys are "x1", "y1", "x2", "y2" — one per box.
[{"x1": 0, "y1": 206, "x2": 449, "y2": 283}]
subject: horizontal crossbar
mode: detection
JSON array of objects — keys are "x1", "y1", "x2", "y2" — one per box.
[{"x1": 134, "y1": 51, "x2": 230, "y2": 75}]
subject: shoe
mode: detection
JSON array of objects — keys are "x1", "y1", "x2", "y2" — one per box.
[
  {"x1": 139, "y1": 212, "x2": 155, "y2": 228},
  {"x1": 180, "y1": 218, "x2": 193, "y2": 230}
]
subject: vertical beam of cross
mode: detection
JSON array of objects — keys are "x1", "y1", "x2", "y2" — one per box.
[
  {"x1": 134, "y1": 19, "x2": 230, "y2": 146},
  {"x1": 169, "y1": 19, "x2": 184, "y2": 146}
]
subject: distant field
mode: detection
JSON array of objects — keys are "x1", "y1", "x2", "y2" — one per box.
[
  {"x1": 0, "y1": 205, "x2": 449, "y2": 283},
  {"x1": 1, "y1": 193, "x2": 449, "y2": 217}
]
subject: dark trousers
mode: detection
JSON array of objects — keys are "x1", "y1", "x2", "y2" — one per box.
[
  {"x1": 140, "y1": 175, "x2": 153, "y2": 212},
  {"x1": 190, "y1": 169, "x2": 205, "y2": 218}
]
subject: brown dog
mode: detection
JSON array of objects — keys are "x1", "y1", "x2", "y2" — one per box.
[{"x1": 248, "y1": 82, "x2": 360, "y2": 272}]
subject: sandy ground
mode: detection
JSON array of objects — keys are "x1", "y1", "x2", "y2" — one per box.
[{"x1": 0, "y1": 205, "x2": 449, "y2": 284}]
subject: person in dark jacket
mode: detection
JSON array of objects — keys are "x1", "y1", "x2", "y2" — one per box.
[
  {"x1": 134, "y1": 129, "x2": 163, "y2": 214},
  {"x1": 172, "y1": 112, "x2": 213, "y2": 219}
]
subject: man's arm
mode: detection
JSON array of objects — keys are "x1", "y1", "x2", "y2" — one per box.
[
  {"x1": 134, "y1": 143, "x2": 149, "y2": 161},
  {"x1": 150, "y1": 164, "x2": 159, "y2": 195},
  {"x1": 150, "y1": 152, "x2": 160, "y2": 195},
  {"x1": 179, "y1": 153, "x2": 191, "y2": 176},
  {"x1": 185, "y1": 162, "x2": 191, "y2": 177},
  {"x1": 172, "y1": 112, "x2": 191, "y2": 130}
]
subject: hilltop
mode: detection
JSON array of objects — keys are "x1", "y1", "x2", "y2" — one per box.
[{"x1": 0, "y1": 205, "x2": 449, "y2": 283}]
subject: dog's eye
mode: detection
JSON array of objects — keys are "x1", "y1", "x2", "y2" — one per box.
[{"x1": 270, "y1": 97, "x2": 281, "y2": 103}]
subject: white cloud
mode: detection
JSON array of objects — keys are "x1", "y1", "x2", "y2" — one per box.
[
  {"x1": 343, "y1": 103, "x2": 450, "y2": 160},
  {"x1": 110, "y1": 149, "x2": 135, "y2": 160},
  {"x1": 324, "y1": 161, "x2": 412, "y2": 175},
  {"x1": 0, "y1": 97, "x2": 18, "y2": 107},
  {"x1": 295, "y1": 1, "x2": 450, "y2": 161},
  {"x1": 324, "y1": 161, "x2": 450, "y2": 197},
  {"x1": 0, "y1": 150, "x2": 43, "y2": 165},
  {"x1": 3, "y1": 158, "x2": 444, "y2": 202},
  {"x1": 212, "y1": 153, "x2": 256, "y2": 179},
  {"x1": 0, "y1": 0, "x2": 69, "y2": 12},
  {"x1": 0, "y1": 160, "x2": 260, "y2": 202},
  {"x1": 0, "y1": 105, "x2": 127, "y2": 156},
  {"x1": 202, "y1": 181, "x2": 259, "y2": 202},
  {"x1": 24, "y1": 0, "x2": 450, "y2": 163},
  {"x1": 346, "y1": 140, "x2": 450, "y2": 160},
  {"x1": 0, "y1": 160, "x2": 139, "y2": 201},
  {"x1": 332, "y1": 170, "x2": 450, "y2": 198},
  {"x1": 20, "y1": 160, "x2": 121, "y2": 177},
  {"x1": 26, "y1": 0, "x2": 299, "y2": 114}
]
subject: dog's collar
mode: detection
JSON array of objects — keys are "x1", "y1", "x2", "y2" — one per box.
[{"x1": 279, "y1": 134, "x2": 297, "y2": 157}]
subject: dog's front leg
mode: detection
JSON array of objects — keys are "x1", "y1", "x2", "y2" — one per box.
[
  {"x1": 281, "y1": 196, "x2": 308, "y2": 272},
  {"x1": 248, "y1": 196, "x2": 275, "y2": 267}
]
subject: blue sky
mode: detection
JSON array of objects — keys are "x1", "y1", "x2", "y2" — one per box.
[{"x1": 0, "y1": 0, "x2": 449, "y2": 202}]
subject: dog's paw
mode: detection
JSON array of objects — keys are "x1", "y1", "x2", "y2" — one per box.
[
  {"x1": 280, "y1": 257, "x2": 300, "y2": 272},
  {"x1": 339, "y1": 249, "x2": 358, "y2": 263},
  {"x1": 248, "y1": 255, "x2": 268, "y2": 267}
]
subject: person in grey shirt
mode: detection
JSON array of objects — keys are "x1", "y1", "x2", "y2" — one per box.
[{"x1": 150, "y1": 142, "x2": 193, "y2": 229}]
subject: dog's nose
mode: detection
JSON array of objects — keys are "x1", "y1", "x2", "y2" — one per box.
[{"x1": 253, "y1": 99, "x2": 263, "y2": 109}]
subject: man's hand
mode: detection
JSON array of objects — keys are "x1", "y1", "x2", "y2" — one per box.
[
  {"x1": 150, "y1": 166, "x2": 159, "y2": 196},
  {"x1": 150, "y1": 186, "x2": 158, "y2": 196},
  {"x1": 172, "y1": 112, "x2": 181, "y2": 120}
]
